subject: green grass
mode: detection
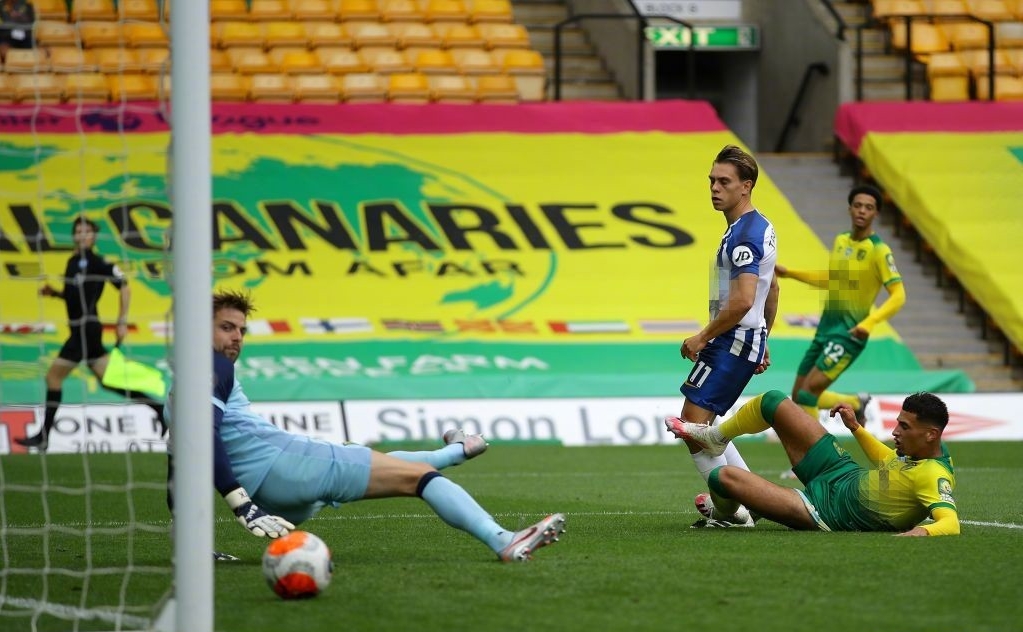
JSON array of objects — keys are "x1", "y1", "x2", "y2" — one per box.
[{"x1": 2, "y1": 441, "x2": 1022, "y2": 632}]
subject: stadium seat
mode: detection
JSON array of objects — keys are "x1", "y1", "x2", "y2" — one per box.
[
  {"x1": 380, "y1": 0, "x2": 427, "y2": 22},
  {"x1": 469, "y1": 0, "x2": 513, "y2": 23},
  {"x1": 13, "y1": 74, "x2": 64, "y2": 103},
  {"x1": 959, "y1": 47, "x2": 1013, "y2": 74},
  {"x1": 79, "y1": 21, "x2": 127, "y2": 48},
  {"x1": 424, "y1": 0, "x2": 470, "y2": 23},
  {"x1": 265, "y1": 21, "x2": 309, "y2": 48},
  {"x1": 1006, "y1": 47, "x2": 1023, "y2": 73},
  {"x1": 964, "y1": 0, "x2": 1014, "y2": 21},
  {"x1": 337, "y1": 0, "x2": 382, "y2": 21},
  {"x1": 939, "y1": 21, "x2": 994, "y2": 50},
  {"x1": 210, "y1": 49, "x2": 234, "y2": 72},
  {"x1": 392, "y1": 22, "x2": 442, "y2": 48},
  {"x1": 250, "y1": 0, "x2": 292, "y2": 20},
  {"x1": 63, "y1": 72, "x2": 111, "y2": 102},
  {"x1": 291, "y1": 0, "x2": 337, "y2": 21},
  {"x1": 975, "y1": 74, "x2": 1023, "y2": 99},
  {"x1": 93, "y1": 48, "x2": 145, "y2": 73},
  {"x1": 210, "y1": 72, "x2": 250, "y2": 100},
  {"x1": 293, "y1": 74, "x2": 341, "y2": 102},
  {"x1": 126, "y1": 23, "x2": 170, "y2": 48},
  {"x1": 429, "y1": 73, "x2": 476, "y2": 102},
  {"x1": 414, "y1": 48, "x2": 458, "y2": 73},
  {"x1": 49, "y1": 48, "x2": 98, "y2": 73},
  {"x1": 927, "y1": 51, "x2": 969, "y2": 76},
  {"x1": 451, "y1": 47, "x2": 498, "y2": 73},
  {"x1": 871, "y1": 0, "x2": 926, "y2": 18},
  {"x1": 921, "y1": 0, "x2": 968, "y2": 14},
  {"x1": 210, "y1": 0, "x2": 250, "y2": 21},
  {"x1": 341, "y1": 72, "x2": 388, "y2": 101},
  {"x1": 318, "y1": 47, "x2": 371, "y2": 73},
  {"x1": 2, "y1": 48, "x2": 50, "y2": 73},
  {"x1": 387, "y1": 72, "x2": 431, "y2": 102},
  {"x1": 108, "y1": 73, "x2": 159, "y2": 101},
  {"x1": 35, "y1": 21, "x2": 80, "y2": 47},
  {"x1": 361, "y1": 47, "x2": 413, "y2": 73},
  {"x1": 249, "y1": 73, "x2": 294, "y2": 101},
  {"x1": 119, "y1": 0, "x2": 161, "y2": 21},
  {"x1": 437, "y1": 23, "x2": 485, "y2": 48},
  {"x1": 270, "y1": 48, "x2": 324, "y2": 73},
  {"x1": 929, "y1": 74, "x2": 970, "y2": 99},
  {"x1": 995, "y1": 21, "x2": 1023, "y2": 47},
  {"x1": 889, "y1": 22, "x2": 950, "y2": 54},
  {"x1": 217, "y1": 21, "x2": 266, "y2": 48},
  {"x1": 305, "y1": 22, "x2": 352, "y2": 47},
  {"x1": 33, "y1": 0, "x2": 69, "y2": 21},
  {"x1": 501, "y1": 49, "x2": 545, "y2": 100},
  {"x1": 0, "y1": 75, "x2": 14, "y2": 104},
  {"x1": 72, "y1": 0, "x2": 118, "y2": 21},
  {"x1": 479, "y1": 23, "x2": 531, "y2": 49},
  {"x1": 346, "y1": 22, "x2": 399, "y2": 48},
  {"x1": 137, "y1": 47, "x2": 170, "y2": 73},
  {"x1": 474, "y1": 73, "x2": 518, "y2": 102},
  {"x1": 228, "y1": 47, "x2": 279, "y2": 73},
  {"x1": 1010, "y1": 0, "x2": 1023, "y2": 17}
]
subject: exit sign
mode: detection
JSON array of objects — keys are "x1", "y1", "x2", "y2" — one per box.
[{"x1": 644, "y1": 25, "x2": 760, "y2": 49}]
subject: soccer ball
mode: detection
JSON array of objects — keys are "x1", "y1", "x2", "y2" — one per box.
[{"x1": 261, "y1": 531, "x2": 333, "y2": 599}]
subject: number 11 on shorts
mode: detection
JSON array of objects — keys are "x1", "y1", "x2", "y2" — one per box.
[{"x1": 685, "y1": 361, "x2": 712, "y2": 388}]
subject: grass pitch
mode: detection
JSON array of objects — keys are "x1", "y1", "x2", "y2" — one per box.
[{"x1": 2, "y1": 440, "x2": 1021, "y2": 632}]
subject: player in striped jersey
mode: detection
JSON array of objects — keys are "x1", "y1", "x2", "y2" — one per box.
[
  {"x1": 666, "y1": 390, "x2": 958, "y2": 535},
  {"x1": 670, "y1": 145, "x2": 779, "y2": 526}
]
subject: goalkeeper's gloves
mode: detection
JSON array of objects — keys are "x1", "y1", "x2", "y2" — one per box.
[{"x1": 223, "y1": 487, "x2": 295, "y2": 538}]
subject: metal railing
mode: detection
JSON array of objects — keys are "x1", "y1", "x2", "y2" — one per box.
[
  {"x1": 774, "y1": 62, "x2": 830, "y2": 152},
  {"x1": 818, "y1": 0, "x2": 850, "y2": 40}
]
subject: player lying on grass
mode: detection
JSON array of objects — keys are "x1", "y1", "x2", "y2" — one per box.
[
  {"x1": 166, "y1": 289, "x2": 565, "y2": 562},
  {"x1": 665, "y1": 390, "x2": 959, "y2": 535}
]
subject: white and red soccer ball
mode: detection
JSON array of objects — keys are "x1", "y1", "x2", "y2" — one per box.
[{"x1": 262, "y1": 531, "x2": 333, "y2": 599}]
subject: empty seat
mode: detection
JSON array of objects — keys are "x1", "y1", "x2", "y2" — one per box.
[
  {"x1": 938, "y1": 21, "x2": 991, "y2": 50},
  {"x1": 228, "y1": 47, "x2": 278, "y2": 73},
  {"x1": 14, "y1": 74, "x2": 64, "y2": 103},
  {"x1": 50, "y1": 47, "x2": 99, "y2": 73},
  {"x1": 270, "y1": 47, "x2": 324, "y2": 73},
  {"x1": 451, "y1": 47, "x2": 498, "y2": 73},
  {"x1": 138, "y1": 47, "x2": 170, "y2": 73},
  {"x1": 469, "y1": 0, "x2": 512, "y2": 23},
  {"x1": 210, "y1": 72, "x2": 250, "y2": 100},
  {"x1": 0, "y1": 75, "x2": 14, "y2": 104},
  {"x1": 3, "y1": 48, "x2": 50, "y2": 73},
  {"x1": 94, "y1": 48, "x2": 145, "y2": 73},
  {"x1": 291, "y1": 0, "x2": 337, "y2": 21},
  {"x1": 478, "y1": 22, "x2": 530, "y2": 48},
  {"x1": 63, "y1": 73, "x2": 111, "y2": 102},
  {"x1": 337, "y1": 0, "x2": 381, "y2": 21},
  {"x1": 392, "y1": 22, "x2": 442, "y2": 48},
  {"x1": 474, "y1": 73, "x2": 518, "y2": 102},
  {"x1": 1006, "y1": 47, "x2": 1023, "y2": 73},
  {"x1": 871, "y1": 0, "x2": 926, "y2": 18},
  {"x1": 249, "y1": 73, "x2": 294, "y2": 101},
  {"x1": 975, "y1": 74, "x2": 1023, "y2": 99},
  {"x1": 250, "y1": 0, "x2": 292, "y2": 20},
  {"x1": 119, "y1": 0, "x2": 160, "y2": 21},
  {"x1": 35, "y1": 21, "x2": 80, "y2": 47},
  {"x1": 346, "y1": 22, "x2": 399, "y2": 48},
  {"x1": 341, "y1": 72, "x2": 387, "y2": 101},
  {"x1": 293, "y1": 74, "x2": 341, "y2": 102},
  {"x1": 387, "y1": 72, "x2": 431, "y2": 102},
  {"x1": 210, "y1": 0, "x2": 250, "y2": 21},
  {"x1": 379, "y1": 0, "x2": 426, "y2": 22},
  {"x1": 318, "y1": 47, "x2": 371, "y2": 73},
  {"x1": 305, "y1": 22, "x2": 352, "y2": 47},
  {"x1": 424, "y1": 0, "x2": 470, "y2": 23},
  {"x1": 965, "y1": 0, "x2": 1014, "y2": 20},
  {"x1": 126, "y1": 22, "x2": 169, "y2": 48},
  {"x1": 79, "y1": 21, "x2": 127, "y2": 48},
  {"x1": 33, "y1": 0, "x2": 69, "y2": 20},
  {"x1": 929, "y1": 74, "x2": 970, "y2": 100},
  {"x1": 921, "y1": 0, "x2": 968, "y2": 14},
  {"x1": 361, "y1": 47, "x2": 413, "y2": 73},
  {"x1": 995, "y1": 21, "x2": 1023, "y2": 46},
  {"x1": 210, "y1": 48, "x2": 234, "y2": 72},
  {"x1": 414, "y1": 48, "x2": 458, "y2": 73},
  {"x1": 429, "y1": 73, "x2": 475, "y2": 102},
  {"x1": 959, "y1": 47, "x2": 1013, "y2": 74},
  {"x1": 108, "y1": 73, "x2": 159, "y2": 100},
  {"x1": 889, "y1": 22, "x2": 949, "y2": 54},
  {"x1": 501, "y1": 49, "x2": 545, "y2": 100},
  {"x1": 927, "y1": 51, "x2": 969, "y2": 76},
  {"x1": 72, "y1": 0, "x2": 118, "y2": 21},
  {"x1": 265, "y1": 21, "x2": 309, "y2": 47},
  {"x1": 437, "y1": 22, "x2": 485, "y2": 47},
  {"x1": 217, "y1": 21, "x2": 265, "y2": 48}
]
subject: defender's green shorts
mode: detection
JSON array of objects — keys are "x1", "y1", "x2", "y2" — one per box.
[
  {"x1": 791, "y1": 433, "x2": 866, "y2": 531},
  {"x1": 796, "y1": 328, "x2": 868, "y2": 381}
]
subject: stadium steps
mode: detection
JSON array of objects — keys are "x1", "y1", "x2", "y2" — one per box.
[
  {"x1": 512, "y1": 0, "x2": 622, "y2": 100},
  {"x1": 758, "y1": 153, "x2": 1022, "y2": 393}
]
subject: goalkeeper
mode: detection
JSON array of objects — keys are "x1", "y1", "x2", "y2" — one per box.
[
  {"x1": 165, "y1": 289, "x2": 565, "y2": 562},
  {"x1": 666, "y1": 390, "x2": 959, "y2": 535}
]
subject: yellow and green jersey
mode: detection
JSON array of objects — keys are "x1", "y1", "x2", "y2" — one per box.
[
  {"x1": 819, "y1": 233, "x2": 901, "y2": 333},
  {"x1": 855, "y1": 447, "x2": 957, "y2": 532}
]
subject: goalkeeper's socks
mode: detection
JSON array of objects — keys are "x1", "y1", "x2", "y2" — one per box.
[
  {"x1": 418, "y1": 474, "x2": 512, "y2": 552},
  {"x1": 387, "y1": 444, "x2": 465, "y2": 469},
  {"x1": 42, "y1": 388, "x2": 62, "y2": 435}
]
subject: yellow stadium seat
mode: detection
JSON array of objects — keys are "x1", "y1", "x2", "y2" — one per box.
[
  {"x1": 501, "y1": 49, "x2": 545, "y2": 100},
  {"x1": 889, "y1": 22, "x2": 949, "y2": 54},
  {"x1": 939, "y1": 21, "x2": 991, "y2": 50},
  {"x1": 976, "y1": 74, "x2": 1023, "y2": 98},
  {"x1": 33, "y1": 0, "x2": 69, "y2": 21},
  {"x1": 318, "y1": 47, "x2": 371, "y2": 73},
  {"x1": 921, "y1": 0, "x2": 968, "y2": 14},
  {"x1": 126, "y1": 23, "x2": 169, "y2": 48},
  {"x1": 379, "y1": 0, "x2": 426, "y2": 22},
  {"x1": 341, "y1": 72, "x2": 387, "y2": 101},
  {"x1": 414, "y1": 48, "x2": 458, "y2": 73},
  {"x1": 474, "y1": 73, "x2": 518, "y2": 102},
  {"x1": 291, "y1": 0, "x2": 337, "y2": 21},
  {"x1": 361, "y1": 47, "x2": 413, "y2": 73},
  {"x1": 217, "y1": 21, "x2": 266, "y2": 48},
  {"x1": 959, "y1": 47, "x2": 1013, "y2": 74},
  {"x1": 429, "y1": 73, "x2": 475, "y2": 102},
  {"x1": 871, "y1": 0, "x2": 926, "y2": 18},
  {"x1": 995, "y1": 21, "x2": 1023, "y2": 47},
  {"x1": 437, "y1": 23, "x2": 485, "y2": 48},
  {"x1": 228, "y1": 47, "x2": 279, "y2": 73},
  {"x1": 210, "y1": 72, "x2": 250, "y2": 100},
  {"x1": 270, "y1": 48, "x2": 324, "y2": 73},
  {"x1": 424, "y1": 0, "x2": 469, "y2": 22},
  {"x1": 35, "y1": 21, "x2": 80, "y2": 47},
  {"x1": 250, "y1": 0, "x2": 292, "y2": 20},
  {"x1": 210, "y1": 49, "x2": 234, "y2": 72},
  {"x1": 0, "y1": 75, "x2": 14, "y2": 104},
  {"x1": 79, "y1": 21, "x2": 127, "y2": 48},
  {"x1": 108, "y1": 73, "x2": 158, "y2": 101},
  {"x1": 929, "y1": 74, "x2": 970, "y2": 100},
  {"x1": 72, "y1": 0, "x2": 118, "y2": 21},
  {"x1": 1009, "y1": 0, "x2": 1023, "y2": 17},
  {"x1": 14, "y1": 74, "x2": 64, "y2": 103},
  {"x1": 387, "y1": 72, "x2": 431, "y2": 102},
  {"x1": 478, "y1": 22, "x2": 530, "y2": 49},
  {"x1": 469, "y1": 0, "x2": 512, "y2": 23},
  {"x1": 249, "y1": 73, "x2": 294, "y2": 101},
  {"x1": 211, "y1": 0, "x2": 250, "y2": 21},
  {"x1": 337, "y1": 0, "x2": 381, "y2": 21},
  {"x1": 49, "y1": 47, "x2": 99, "y2": 73},
  {"x1": 119, "y1": 0, "x2": 160, "y2": 21},
  {"x1": 391, "y1": 22, "x2": 442, "y2": 48},
  {"x1": 346, "y1": 22, "x2": 399, "y2": 48},
  {"x1": 3, "y1": 48, "x2": 50, "y2": 73},
  {"x1": 927, "y1": 51, "x2": 969, "y2": 76},
  {"x1": 1006, "y1": 47, "x2": 1023, "y2": 73},
  {"x1": 293, "y1": 74, "x2": 341, "y2": 102},
  {"x1": 965, "y1": 0, "x2": 1014, "y2": 20},
  {"x1": 305, "y1": 22, "x2": 352, "y2": 48},
  {"x1": 94, "y1": 48, "x2": 145, "y2": 73},
  {"x1": 63, "y1": 73, "x2": 111, "y2": 102},
  {"x1": 138, "y1": 47, "x2": 170, "y2": 73},
  {"x1": 265, "y1": 21, "x2": 309, "y2": 48},
  {"x1": 450, "y1": 47, "x2": 498, "y2": 73}
]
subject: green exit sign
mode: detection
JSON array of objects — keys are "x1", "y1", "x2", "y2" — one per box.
[{"x1": 645, "y1": 25, "x2": 760, "y2": 49}]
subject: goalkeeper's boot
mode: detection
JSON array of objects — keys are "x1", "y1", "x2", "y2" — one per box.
[
  {"x1": 663, "y1": 417, "x2": 728, "y2": 457},
  {"x1": 14, "y1": 432, "x2": 48, "y2": 452},
  {"x1": 498, "y1": 513, "x2": 566, "y2": 562},
  {"x1": 213, "y1": 551, "x2": 240, "y2": 562},
  {"x1": 443, "y1": 428, "x2": 488, "y2": 460}
]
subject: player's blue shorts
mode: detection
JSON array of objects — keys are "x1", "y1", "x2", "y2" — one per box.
[
  {"x1": 680, "y1": 329, "x2": 764, "y2": 416},
  {"x1": 250, "y1": 441, "x2": 373, "y2": 525}
]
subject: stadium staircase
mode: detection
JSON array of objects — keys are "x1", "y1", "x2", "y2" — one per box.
[{"x1": 759, "y1": 153, "x2": 1023, "y2": 392}]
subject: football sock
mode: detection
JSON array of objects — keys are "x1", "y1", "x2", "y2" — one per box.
[
  {"x1": 418, "y1": 474, "x2": 511, "y2": 551},
  {"x1": 40, "y1": 388, "x2": 62, "y2": 438},
  {"x1": 692, "y1": 450, "x2": 727, "y2": 482},
  {"x1": 722, "y1": 443, "x2": 750, "y2": 471},
  {"x1": 388, "y1": 444, "x2": 465, "y2": 469},
  {"x1": 817, "y1": 390, "x2": 860, "y2": 410},
  {"x1": 717, "y1": 394, "x2": 770, "y2": 440}
]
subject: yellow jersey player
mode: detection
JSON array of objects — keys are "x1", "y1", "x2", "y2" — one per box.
[
  {"x1": 775, "y1": 184, "x2": 905, "y2": 423},
  {"x1": 666, "y1": 390, "x2": 958, "y2": 535}
]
